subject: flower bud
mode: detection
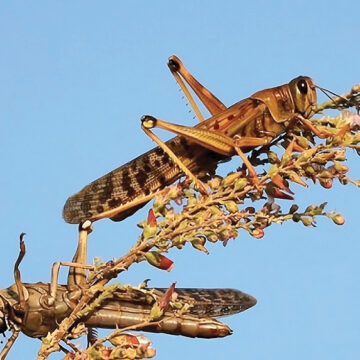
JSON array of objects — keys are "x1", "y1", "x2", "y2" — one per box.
[
  {"x1": 280, "y1": 152, "x2": 292, "y2": 166},
  {"x1": 147, "y1": 209, "x2": 157, "y2": 227},
  {"x1": 319, "y1": 178, "x2": 333, "y2": 189},
  {"x1": 191, "y1": 237, "x2": 209, "y2": 254},
  {"x1": 100, "y1": 348, "x2": 112, "y2": 359},
  {"x1": 301, "y1": 217, "x2": 313, "y2": 226},
  {"x1": 333, "y1": 161, "x2": 349, "y2": 173},
  {"x1": 267, "y1": 165, "x2": 279, "y2": 177},
  {"x1": 222, "y1": 172, "x2": 241, "y2": 186},
  {"x1": 271, "y1": 173, "x2": 294, "y2": 194},
  {"x1": 234, "y1": 178, "x2": 248, "y2": 191},
  {"x1": 251, "y1": 228, "x2": 264, "y2": 239},
  {"x1": 267, "y1": 151, "x2": 280, "y2": 163},
  {"x1": 144, "y1": 252, "x2": 174, "y2": 272},
  {"x1": 224, "y1": 201, "x2": 238, "y2": 213},
  {"x1": 329, "y1": 213, "x2": 345, "y2": 225},
  {"x1": 288, "y1": 171, "x2": 308, "y2": 187},
  {"x1": 208, "y1": 176, "x2": 222, "y2": 190},
  {"x1": 109, "y1": 334, "x2": 139, "y2": 347},
  {"x1": 295, "y1": 135, "x2": 309, "y2": 149},
  {"x1": 158, "y1": 282, "x2": 176, "y2": 310}
]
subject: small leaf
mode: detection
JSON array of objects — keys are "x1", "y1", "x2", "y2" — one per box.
[{"x1": 149, "y1": 302, "x2": 163, "y2": 320}]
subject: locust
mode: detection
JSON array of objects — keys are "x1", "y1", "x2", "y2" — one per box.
[
  {"x1": 63, "y1": 55, "x2": 330, "y2": 225},
  {"x1": 0, "y1": 225, "x2": 256, "y2": 358}
]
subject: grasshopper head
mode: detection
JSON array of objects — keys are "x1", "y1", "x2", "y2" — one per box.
[{"x1": 289, "y1": 76, "x2": 317, "y2": 118}]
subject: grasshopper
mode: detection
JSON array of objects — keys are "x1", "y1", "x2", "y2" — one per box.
[
  {"x1": 0, "y1": 225, "x2": 256, "y2": 358},
  {"x1": 63, "y1": 55, "x2": 330, "y2": 224}
]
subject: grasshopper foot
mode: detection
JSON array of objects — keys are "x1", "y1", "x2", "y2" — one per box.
[
  {"x1": 141, "y1": 115, "x2": 157, "y2": 129},
  {"x1": 168, "y1": 56, "x2": 180, "y2": 72}
]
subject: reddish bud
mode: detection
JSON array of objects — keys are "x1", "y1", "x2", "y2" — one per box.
[
  {"x1": 271, "y1": 173, "x2": 294, "y2": 194},
  {"x1": 319, "y1": 178, "x2": 333, "y2": 189},
  {"x1": 270, "y1": 187, "x2": 294, "y2": 200},
  {"x1": 265, "y1": 183, "x2": 294, "y2": 200},
  {"x1": 145, "y1": 252, "x2": 174, "y2": 272},
  {"x1": 147, "y1": 209, "x2": 157, "y2": 227},
  {"x1": 159, "y1": 282, "x2": 177, "y2": 310},
  {"x1": 109, "y1": 334, "x2": 139, "y2": 347},
  {"x1": 251, "y1": 229, "x2": 264, "y2": 239},
  {"x1": 100, "y1": 348, "x2": 112, "y2": 359}
]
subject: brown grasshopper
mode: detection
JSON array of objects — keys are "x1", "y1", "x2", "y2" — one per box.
[
  {"x1": 0, "y1": 225, "x2": 256, "y2": 358},
  {"x1": 63, "y1": 55, "x2": 331, "y2": 224}
]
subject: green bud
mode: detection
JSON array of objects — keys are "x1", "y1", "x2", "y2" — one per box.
[
  {"x1": 187, "y1": 197, "x2": 197, "y2": 206},
  {"x1": 234, "y1": 178, "x2": 248, "y2": 191},
  {"x1": 167, "y1": 187, "x2": 180, "y2": 200},
  {"x1": 152, "y1": 198, "x2": 166, "y2": 214},
  {"x1": 191, "y1": 237, "x2": 209, "y2": 254},
  {"x1": 222, "y1": 172, "x2": 241, "y2": 186},
  {"x1": 280, "y1": 153, "x2": 292, "y2": 166},
  {"x1": 300, "y1": 217, "x2": 313, "y2": 226},
  {"x1": 318, "y1": 170, "x2": 332, "y2": 178},
  {"x1": 208, "y1": 176, "x2": 222, "y2": 190},
  {"x1": 305, "y1": 166, "x2": 316, "y2": 175},
  {"x1": 267, "y1": 151, "x2": 279, "y2": 163},
  {"x1": 210, "y1": 206, "x2": 222, "y2": 216},
  {"x1": 184, "y1": 190, "x2": 195, "y2": 198},
  {"x1": 267, "y1": 165, "x2": 279, "y2": 177},
  {"x1": 178, "y1": 219, "x2": 188, "y2": 230},
  {"x1": 334, "y1": 150, "x2": 346, "y2": 161},
  {"x1": 333, "y1": 160, "x2": 348, "y2": 173},
  {"x1": 295, "y1": 135, "x2": 309, "y2": 149},
  {"x1": 205, "y1": 231, "x2": 218, "y2": 242},
  {"x1": 172, "y1": 236, "x2": 185, "y2": 249},
  {"x1": 224, "y1": 201, "x2": 238, "y2": 213}
]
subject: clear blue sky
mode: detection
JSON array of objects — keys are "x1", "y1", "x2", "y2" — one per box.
[{"x1": 1, "y1": 1, "x2": 360, "y2": 359}]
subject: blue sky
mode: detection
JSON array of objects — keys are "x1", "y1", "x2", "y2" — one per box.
[{"x1": 1, "y1": 1, "x2": 360, "y2": 359}]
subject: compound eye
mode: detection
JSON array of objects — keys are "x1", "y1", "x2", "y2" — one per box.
[{"x1": 297, "y1": 78, "x2": 308, "y2": 95}]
